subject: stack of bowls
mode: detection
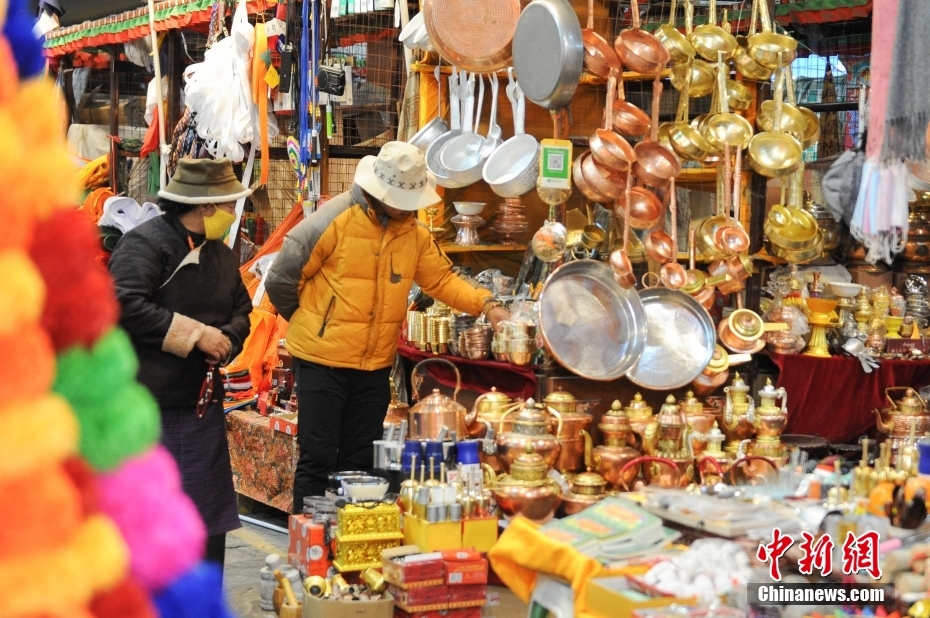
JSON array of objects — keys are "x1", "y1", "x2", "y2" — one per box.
[
  {"x1": 764, "y1": 205, "x2": 823, "y2": 263},
  {"x1": 451, "y1": 312, "x2": 477, "y2": 356},
  {"x1": 461, "y1": 324, "x2": 492, "y2": 360}
]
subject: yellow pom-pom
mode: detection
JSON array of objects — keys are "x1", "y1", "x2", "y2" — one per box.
[
  {"x1": 0, "y1": 250, "x2": 45, "y2": 336},
  {"x1": 0, "y1": 515, "x2": 130, "y2": 617},
  {"x1": 0, "y1": 394, "x2": 77, "y2": 483}
]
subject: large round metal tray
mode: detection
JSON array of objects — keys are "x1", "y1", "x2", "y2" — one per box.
[
  {"x1": 423, "y1": 0, "x2": 527, "y2": 72},
  {"x1": 511, "y1": 0, "x2": 583, "y2": 110},
  {"x1": 627, "y1": 288, "x2": 715, "y2": 390},
  {"x1": 538, "y1": 260, "x2": 647, "y2": 381}
]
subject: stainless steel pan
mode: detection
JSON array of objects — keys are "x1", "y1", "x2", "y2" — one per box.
[
  {"x1": 409, "y1": 66, "x2": 450, "y2": 152},
  {"x1": 512, "y1": 0, "x2": 584, "y2": 110}
]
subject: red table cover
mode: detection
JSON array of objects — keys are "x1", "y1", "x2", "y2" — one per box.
[
  {"x1": 397, "y1": 343, "x2": 538, "y2": 401},
  {"x1": 771, "y1": 353, "x2": 930, "y2": 443}
]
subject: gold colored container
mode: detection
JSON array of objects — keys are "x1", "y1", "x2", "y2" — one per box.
[
  {"x1": 803, "y1": 194, "x2": 840, "y2": 256},
  {"x1": 470, "y1": 387, "x2": 515, "y2": 436},
  {"x1": 747, "y1": 378, "x2": 788, "y2": 463},
  {"x1": 681, "y1": 390, "x2": 715, "y2": 456},
  {"x1": 496, "y1": 399, "x2": 564, "y2": 473},
  {"x1": 334, "y1": 503, "x2": 404, "y2": 572},
  {"x1": 623, "y1": 393, "x2": 655, "y2": 451},
  {"x1": 721, "y1": 372, "x2": 756, "y2": 454},
  {"x1": 490, "y1": 444, "x2": 562, "y2": 524},
  {"x1": 385, "y1": 377, "x2": 409, "y2": 426},
  {"x1": 544, "y1": 388, "x2": 594, "y2": 474},
  {"x1": 876, "y1": 387, "x2": 930, "y2": 460},
  {"x1": 642, "y1": 395, "x2": 694, "y2": 487},
  {"x1": 590, "y1": 403, "x2": 642, "y2": 490}
]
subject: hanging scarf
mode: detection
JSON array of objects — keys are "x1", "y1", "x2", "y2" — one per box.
[{"x1": 251, "y1": 22, "x2": 270, "y2": 185}]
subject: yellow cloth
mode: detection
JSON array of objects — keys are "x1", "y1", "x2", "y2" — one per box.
[
  {"x1": 251, "y1": 23, "x2": 270, "y2": 185},
  {"x1": 75, "y1": 154, "x2": 109, "y2": 191},
  {"x1": 487, "y1": 516, "x2": 604, "y2": 616}
]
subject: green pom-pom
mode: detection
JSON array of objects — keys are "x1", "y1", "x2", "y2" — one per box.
[
  {"x1": 53, "y1": 327, "x2": 160, "y2": 470},
  {"x1": 54, "y1": 328, "x2": 138, "y2": 402},
  {"x1": 76, "y1": 382, "x2": 161, "y2": 471}
]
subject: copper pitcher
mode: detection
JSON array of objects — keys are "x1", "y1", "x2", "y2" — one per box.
[
  {"x1": 385, "y1": 377, "x2": 410, "y2": 426},
  {"x1": 408, "y1": 358, "x2": 479, "y2": 440},
  {"x1": 544, "y1": 388, "x2": 593, "y2": 474},
  {"x1": 490, "y1": 444, "x2": 562, "y2": 523},
  {"x1": 469, "y1": 387, "x2": 515, "y2": 437},
  {"x1": 496, "y1": 399, "x2": 564, "y2": 473}
]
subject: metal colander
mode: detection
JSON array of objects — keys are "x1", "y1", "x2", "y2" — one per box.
[{"x1": 423, "y1": 0, "x2": 527, "y2": 72}]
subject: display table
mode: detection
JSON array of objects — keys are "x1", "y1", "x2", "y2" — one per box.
[
  {"x1": 397, "y1": 343, "x2": 538, "y2": 400},
  {"x1": 226, "y1": 409, "x2": 298, "y2": 512},
  {"x1": 771, "y1": 353, "x2": 930, "y2": 443}
]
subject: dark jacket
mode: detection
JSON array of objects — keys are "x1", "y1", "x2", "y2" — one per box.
[{"x1": 108, "y1": 214, "x2": 252, "y2": 409}]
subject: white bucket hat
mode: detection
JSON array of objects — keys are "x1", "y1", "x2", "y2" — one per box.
[{"x1": 354, "y1": 141, "x2": 442, "y2": 211}]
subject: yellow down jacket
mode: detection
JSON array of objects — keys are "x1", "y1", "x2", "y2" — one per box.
[{"x1": 265, "y1": 185, "x2": 494, "y2": 370}]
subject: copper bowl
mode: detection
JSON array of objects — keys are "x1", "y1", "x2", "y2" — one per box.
[
  {"x1": 590, "y1": 128, "x2": 636, "y2": 172},
  {"x1": 633, "y1": 140, "x2": 682, "y2": 186},
  {"x1": 492, "y1": 481, "x2": 562, "y2": 524},
  {"x1": 609, "y1": 249, "x2": 636, "y2": 289},
  {"x1": 714, "y1": 224, "x2": 750, "y2": 255},
  {"x1": 574, "y1": 151, "x2": 614, "y2": 203},
  {"x1": 644, "y1": 230, "x2": 675, "y2": 264},
  {"x1": 611, "y1": 97, "x2": 651, "y2": 138},
  {"x1": 582, "y1": 0, "x2": 620, "y2": 78},
  {"x1": 582, "y1": 151, "x2": 627, "y2": 200},
  {"x1": 615, "y1": 187, "x2": 663, "y2": 229}
]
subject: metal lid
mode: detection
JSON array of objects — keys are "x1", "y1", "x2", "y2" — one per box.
[
  {"x1": 510, "y1": 399, "x2": 553, "y2": 429},
  {"x1": 606, "y1": 399, "x2": 627, "y2": 417},
  {"x1": 544, "y1": 387, "x2": 577, "y2": 404},
  {"x1": 730, "y1": 309, "x2": 763, "y2": 339},
  {"x1": 897, "y1": 389, "x2": 926, "y2": 415},
  {"x1": 571, "y1": 468, "x2": 607, "y2": 495},
  {"x1": 410, "y1": 389, "x2": 467, "y2": 416},
  {"x1": 510, "y1": 443, "x2": 548, "y2": 481},
  {"x1": 658, "y1": 394, "x2": 685, "y2": 425},
  {"x1": 538, "y1": 260, "x2": 647, "y2": 381},
  {"x1": 759, "y1": 377, "x2": 778, "y2": 399},
  {"x1": 803, "y1": 193, "x2": 830, "y2": 219},
  {"x1": 706, "y1": 345, "x2": 729, "y2": 373},
  {"x1": 626, "y1": 393, "x2": 652, "y2": 412},
  {"x1": 680, "y1": 390, "x2": 704, "y2": 416},
  {"x1": 482, "y1": 387, "x2": 511, "y2": 403},
  {"x1": 729, "y1": 371, "x2": 750, "y2": 393}
]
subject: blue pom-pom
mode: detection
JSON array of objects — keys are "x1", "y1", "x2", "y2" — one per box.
[
  {"x1": 154, "y1": 562, "x2": 236, "y2": 618},
  {"x1": 4, "y1": 0, "x2": 47, "y2": 78}
]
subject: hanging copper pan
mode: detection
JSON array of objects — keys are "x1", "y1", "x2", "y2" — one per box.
[
  {"x1": 633, "y1": 77, "x2": 682, "y2": 186},
  {"x1": 659, "y1": 177, "x2": 687, "y2": 289},
  {"x1": 581, "y1": 151, "x2": 626, "y2": 200},
  {"x1": 573, "y1": 151, "x2": 614, "y2": 203},
  {"x1": 590, "y1": 71, "x2": 636, "y2": 171},
  {"x1": 581, "y1": 0, "x2": 619, "y2": 77},
  {"x1": 615, "y1": 187, "x2": 663, "y2": 229},
  {"x1": 614, "y1": 0, "x2": 669, "y2": 76},
  {"x1": 611, "y1": 65, "x2": 650, "y2": 138},
  {"x1": 423, "y1": 0, "x2": 529, "y2": 71},
  {"x1": 610, "y1": 168, "x2": 637, "y2": 289}
]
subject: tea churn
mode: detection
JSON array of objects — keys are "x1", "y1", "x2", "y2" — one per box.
[
  {"x1": 591, "y1": 401, "x2": 643, "y2": 490},
  {"x1": 698, "y1": 422, "x2": 729, "y2": 483},
  {"x1": 623, "y1": 393, "x2": 656, "y2": 451},
  {"x1": 746, "y1": 378, "x2": 788, "y2": 464},
  {"x1": 544, "y1": 388, "x2": 593, "y2": 474},
  {"x1": 642, "y1": 395, "x2": 694, "y2": 487},
  {"x1": 876, "y1": 387, "x2": 930, "y2": 459},
  {"x1": 804, "y1": 193, "x2": 840, "y2": 258},
  {"x1": 490, "y1": 444, "x2": 562, "y2": 524},
  {"x1": 560, "y1": 433, "x2": 608, "y2": 516},
  {"x1": 496, "y1": 399, "x2": 563, "y2": 473},
  {"x1": 681, "y1": 390, "x2": 714, "y2": 456},
  {"x1": 722, "y1": 372, "x2": 756, "y2": 455}
]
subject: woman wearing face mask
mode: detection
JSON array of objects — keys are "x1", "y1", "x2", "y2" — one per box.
[{"x1": 108, "y1": 158, "x2": 253, "y2": 577}]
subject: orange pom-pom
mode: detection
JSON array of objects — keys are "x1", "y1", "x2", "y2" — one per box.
[
  {"x1": 0, "y1": 322, "x2": 54, "y2": 396},
  {"x1": 0, "y1": 250, "x2": 45, "y2": 337},
  {"x1": 0, "y1": 464, "x2": 82, "y2": 561}
]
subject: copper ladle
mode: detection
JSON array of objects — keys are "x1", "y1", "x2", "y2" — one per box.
[
  {"x1": 573, "y1": 150, "x2": 614, "y2": 203},
  {"x1": 633, "y1": 76, "x2": 682, "y2": 186},
  {"x1": 581, "y1": 0, "x2": 620, "y2": 77},
  {"x1": 712, "y1": 144, "x2": 750, "y2": 255},
  {"x1": 614, "y1": 0, "x2": 669, "y2": 76},
  {"x1": 609, "y1": 167, "x2": 636, "y2": 289},
  {"x1": 611, "y1": 61, "x2": 651, "y2": 138},
  {"x1": 659, "y1": 177, "x2": 687, "y2": 288},
  {"x1": 582, "y1": 150, "x2": 626, "y2": 200},
  {"x1": 590, "y1": 70, "x2": 636, "y2": 172}
]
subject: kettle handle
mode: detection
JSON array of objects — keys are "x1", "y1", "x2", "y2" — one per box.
[
  {"x1": 410, "y1": 357, "x2": 462, "y2": 402},
  {"x1": 496, "y1": 402, "x2": 525, "y2": 436},
  {"x1": 619, "y1": 456, "x2": 680, "y2": 492},
  {"x1": 547, "y1": 406, "x2": 564, "y2": 438},
  {"x1": 885, "y1": 386, "x2": 923, "y2": 410}
]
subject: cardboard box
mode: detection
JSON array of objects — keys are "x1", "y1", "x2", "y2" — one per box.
[
  {"x1": 288, "y1": 514, "x2": 330, "y2": 577},
  {"x1": 403, "y1": 517, "x2": 463, "y2": 552},
  {"x1": 271, "y1": 412, "x2": 298, "y2": 436},
  {"x1": 447, "y1": 585, "x2": 485, "y2": 604},
  {"x1": 394, "y1": 609, "x2": 481, "y2": 618},
  {"x1": 443, "y1": 559, "x2": 488, "y2": 586},
  {"x1": 382, "y1": 553, "x2": 445, "y2": 586},
  {"x1": 388, "y1": 583, "x2": 449, "y2": 607},
  {"x1": 303, "y1": 591, "x2": 395, "y2": 618},
  {"x1": 585, "y1": 577, "x2": 697, "y2": 618},
  {"x1": 461, "y1": 517, "x2": 498, "y2": 553}
]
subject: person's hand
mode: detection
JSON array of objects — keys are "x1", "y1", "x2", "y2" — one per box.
[
  {"x1": 486, "y1": 306, "x2": 510, "y2": 332},
  {"x1": 196, "y1": 326, "x2": 231, "y2": 363}
]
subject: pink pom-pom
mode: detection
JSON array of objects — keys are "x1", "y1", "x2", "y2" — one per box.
[{"x1": 96, "y1": 446, "x2": 206, "y2": 592}]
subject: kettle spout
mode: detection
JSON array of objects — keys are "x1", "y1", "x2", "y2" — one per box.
[{"x1": 875, "y1": 408, "x2": 893, "y2": 435}]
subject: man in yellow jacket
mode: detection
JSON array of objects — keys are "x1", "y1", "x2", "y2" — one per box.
[{"x1": 266, "y1": 141, "x2": 510, "y2": 511}]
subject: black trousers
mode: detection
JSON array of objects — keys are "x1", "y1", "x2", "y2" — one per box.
[{"x1": 292, "y1": 359, "x2": 391, "y2": 513}]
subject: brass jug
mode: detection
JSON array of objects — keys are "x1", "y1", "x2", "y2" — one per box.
[
  {"x1": 496, "y1": 399, "x2": 564, "y2": 473},
  {"x1": 490, "y1": 444, "x2": 562, "y2": 523},
  {"x1": 544, "y1": 388, "x2": 593, "y2": 474},
  {"x1": 643, "y1": 395, "x2": 694, "y2": 487},
  {"x1": 747, "y1": 378, "x2": 788, "y2": 463},
  {"x1": 469, "y1": 387, "x2": 515, "y2": 437},
  {"x1": 408, "y1": 358, "x2": 478, "y2": 440},
  {"x1": 876, "y1": 387, "x2": 930, "y2": 459},
  {"x1": 384, "y1": 376, "x2": 409, "y2": 426},
  {"x1": 722, "y1": 372, "x2": 756, "y2": 454},
  {"x1": 623, "y1": 393, "x2": 655, "y2": 450},
  {"x1": 585, "y1": 401, "x2": 642, "y2": 490}
]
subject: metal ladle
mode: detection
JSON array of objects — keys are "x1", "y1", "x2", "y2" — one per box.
[
  {"x1": 611, "y1": 60, "x2": 651, "y2": 138},
  {"x1": 480, "y1": 73, "x2": 503, "y2": 159},
  {"x1": 610, "y1": 168, "x2": 637, "y2": 289},
  {"x1": 733, "y1": 0, "x2": 774, "y2": 82},
  {"x1": 633, "y1": 75, "x2": 682, "y2": 185},
  {"x1": 748, "y1": 55, "x2": 802, "y2": 178},
  {"x1": 704, "y1": 53, "x2": 753, "y2": 152},
  {"x1": 614, "y1": 0, "x2": 669, "y2": 76},
  {"x1": 581, "y1": 0, "x2": 620, "y2": 77},
  {"x1": 690, "y1": 0, "x2": 736, "y2": 62},
  {"x1": 659, "y1": 177, "x2": 687, "y2": 288},
  {"x1": 747, "y1": 0, "x2": 797, "y2": 69},
  {"x1": 668, "y1": 59, "x2": 717, "y2": 162}
]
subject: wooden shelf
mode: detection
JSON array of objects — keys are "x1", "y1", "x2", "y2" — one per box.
[
  {"x1": 439, "y1": 243, "x2": 527, "y2": 253},
  {"x1": 412, "y1": 62, "x2": 669, "y2": 83}
]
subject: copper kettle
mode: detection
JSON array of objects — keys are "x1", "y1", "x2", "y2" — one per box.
[
  {"x1": 496, "y1": 399, "x2": 564, "y2": 473},
  {"x1": 384, "y1": 377, "x2": 409, "y2": 426},
  {"x1": 408, "y1": 358, "x2": 478, "y2": 440}
]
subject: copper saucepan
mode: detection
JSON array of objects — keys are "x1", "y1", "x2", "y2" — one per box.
[
  {"x1": 573, "y1": 150, "x2": 614, "y2": 203},
  {"x1": 615, "y1": 186, "x2": 663, "y2": 229},
  {"x1": 611, "y1": 63, "x2": 651, "y2": 138},
  {"x1": 581, "y1": 0, "x2": 620, "y2": 77},
  {"x1": 633, "y1": 76, "x2": 682, "y2": 186},
  {"x1": 582, "y1": 150, "x2": 626, "y2": 200},
  {"x1": 590, "y1": 70, "x2": 636, "y2": 172},
  {"x1": 614, "y1": 0, "x2": 669, "y2": 76}
]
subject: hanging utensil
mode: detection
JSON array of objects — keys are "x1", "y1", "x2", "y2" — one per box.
[
  {"x1": 733, "y1": 0, "x2": 773, "y2": 82},
  {"x1": 614, "y1": 0, "x2": 669, "y2": 76},
  {"x1": 581, "y1": 0, "x2": 620, "y2": 77},
  {"x1": 670, "y1": 1, "x2": 714, "y2": 97},
  {"x1": 747, "y1": 0, "x2": 797, "y2": 70},
  {"x1": 655, "y1": 0, "x2": 695, "y2": 65},
  {"x1": 610, "y1": 168, "x2": 637, "y2": 289},
  {"x1": 610, "y1": 63, "x2": 650, "y2": 138},
  {"x1": 660, "y1": 178, "x2": 688, "y2": 288},
  {"x1": 481, "y1": 73, "x2": 503, "y2": 159},
  {"x1": 590, "y1": 70, "x2": 636, "y2": 172},
  {"x1": 574, "y1": 151, "x2": 615, "y2": 203},
  {"x1": 668, "y1": 59, "x2": 716, "y2": 161},
  {"x1": 409, "y1": 64, "x2": 450, "y2": 152},
  {"x1": 531, "y1": 206, "x2": 569, "y2": 262},
  {"x1": 748, "y1": 55, "x2": 802, "y2": 178},
  {"x1": 756, "y1": 59, "x2": 807, "y2": 135},
  {"x1": 713, "y1": 144, "x2": 750, "y2": 255},
  {"x1": 424, "y1": 0, "x2": 527, "y2": 71},
  {"x1": 704, "y1": 53, "x2": 753, "y2": 152},
  {"x1": 426, "y1": 68, "x2": 465, "y2": 187},
  {"x1": 582, "y1": 149, "x2": 626, "y2": 200},
  {"x1": 512, "y1": 0, "x2": 584, "y2": 110},
  {"x1": 441, "y1": 73, "x2": 487, "y2": 185},
  {"x1": 784, "y1": 63, "x2": 820, "y2": 149},
  {"x1": 690, "y1": 0, "x2": 736, "y2": 62},
  {"x1": 633, "y1": 75, "x2": 682, "y2": 185},
  {"x1": 483, "y1": 69, "x2": 541, "y2": 197}
]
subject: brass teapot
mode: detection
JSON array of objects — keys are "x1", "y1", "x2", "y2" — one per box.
[
  {"x1": 722, "y1": 372, "x2": 756, "y2": 454},
  {"x1": 408, "y1": 359, "x2": 479, "y2": 440},
  {"x1": 490, "y1": 444, "x2": 562, "y2": 524},
  {"x1": 544, "y1": 388, "x2": 594, "y2": 474},
  {"x1": 681, "y1": 390, "x2": 715, "y2": 456},
  {"x1": 642, "y1": 395, "x2": 694, "y2": 487},
  {"x1": 623, "y1": 393, "x2": 656, "y2": 450},
  {"x1": 385, "y1": 376, "x2": 410, "y2": 426},
  {"x1": 876, "y1": 387, "x2": 930, "y2": 459},
  {"x1": 591, "y1": 401, "x2": 643, "y2": 489},
  {"x1": 746, "y1": 378, "x2": 788, "y2": 462},
  {"x1": 496, "y1": 399, "x2": 564, "y2": 473}
]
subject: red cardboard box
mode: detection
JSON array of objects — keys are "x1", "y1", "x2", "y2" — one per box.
[
  {"x1": 383, "y1": 554, "x2": 445, "y2": 585},
  {"x1": 388, "y1": 584, "x2": 449, "y2": 607},
  {"x1": 447, "y1": 584, "x2": 486, "y2": 604},
  {"x1": 270, "y1": 412, "x2": 298, "y2": 435},
  {"x1": 288, "y1": 514, "x2": 329, "y2": 577},
  {"x1": 444, "y1": 558, "x2": 488, "y2": 586},
  {"x1": 440, "y1": 549, "x2": 481, "y2": 562},
  {"x1": 394, "y1": 608, "x2": 482, "y2": 618}
]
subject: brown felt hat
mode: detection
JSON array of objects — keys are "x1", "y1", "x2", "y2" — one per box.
[{"x1": 158, "y1": 158, "x2": 252, "y2": 205}]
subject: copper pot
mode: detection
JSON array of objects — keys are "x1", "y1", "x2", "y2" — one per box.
[
  {"x1": 559, "y1": 458, "x2": 608, "y2": 516},
  {"x1": 574, "y1": 151, "x2": 614, "y2": 203},
  {"x1": 620, "y1": 455, "x2": 682, "y2": 490},
  {"x1": 613, "y1": 0, "x2": 669, "y2": 76},
  {"x1": 633, "y1": 77, "x2": 682, "y2": 186},
  {"x1": 615, "y1": 187, "x2": 664, "y2": 230},
  {"x1": 686, "y1": 412, "x2": 716, "y2": 456},
  {"x1": 581, "y1": 0, "x2": 620, "y2": 77},
  {"x1": 697, "y1": 456, "x2": 726, "y2": 485},
  {"x1": 582, "y1": 149, "x2": 627, "y2": 200},
  {"x1": 496, "y1": 400, "x2": 564, "y2": 473},
  {"x1": 491, "y1": 444, "x2": 562, "y2": 523},
  {"x1": 708, "y1": 254, "x2": 753, "y2": 294},
  {"x1": 590, "y1": 72, "x2": 636, "y2": 172},
  {"x1": 545, "y1": 389, "x2": 593, "y2": 474},
  {"x1": 611, "y1": 67, "x2": 651, "y2": 138},
  {"x1": 584, "y1": 427, "x2": 641, "y2": 491},
  {"x1": 470, "y1": 387, "x2": 515, "y2": 437}
]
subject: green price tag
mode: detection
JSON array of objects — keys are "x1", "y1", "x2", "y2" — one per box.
[{"x1": 539, "y1": 139, "x2": 572, "y2": 190}]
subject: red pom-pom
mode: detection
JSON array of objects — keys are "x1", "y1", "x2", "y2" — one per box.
[
  {"x1": 90, "y1": 576, "x2": 158, "y2": 618},
  {"x1": 0, "y1": 322, "x2": 54, "y2": 397},
  {"x1": 61, "y1": 456, "x2": 99, "y2": 517},
  {"x1": 28, "y1": 209, "x2": 119, "y2": 350}
]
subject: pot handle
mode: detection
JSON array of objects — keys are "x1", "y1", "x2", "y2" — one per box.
[
  {"x1": 885, "y1": 385, "x2": 924, "y2": 410},
  {"x1": 411, "y1": 357, "x2": 462, "y2": 402},
  {"x1": 728, "y1": 455, "x2": 778, "y2": 486},
  {"x1": 546, "y1": 405, "x2": 564, "y2": 438},
  {"x1": 619, "y1": 456, "x2": 680, "y2": 492},
  {"x1": 698, "y1": 456, "x2": 725, "y2": 479}
]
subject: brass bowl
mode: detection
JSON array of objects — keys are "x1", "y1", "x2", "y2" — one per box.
[
  {"x1": 670, "y1": 59, "x2": 715, "y2": 98},
  {"x1": 704, "y1": 112, "x2": 754, "y2": 150},
  {"x1": 690, "y1": 24, "x2": 737, "y2": 62},
  {"x1": 747, "y1": 30, "x2": 798, "y2": 70},
  {"x1": 757, "y1": 100, "x2": 807, "y2": 135},
  {"x1": 748, "y1": 131, "x2": 802, "y2": 178},
  {"x1": 764, "y1": 205, "x2": 819, "y2": 249},
  {"x1": 655, "y1": 23, "x2": 695, "y2": 65},
  {"x1": 726, "y1": 79, "x2": 754, "y2": 111},
  {"x1": 733, "y1": 44, "x2": 773, "y2": 82},
  {"x1": 799, "y1": 106, "x2": 821, "y2": 149},
  {"x1": 669, "y1": 121, "x2": 717, "y2": 161}
]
